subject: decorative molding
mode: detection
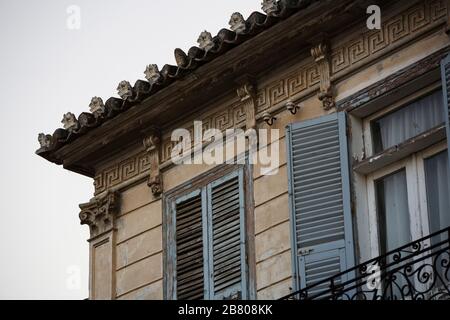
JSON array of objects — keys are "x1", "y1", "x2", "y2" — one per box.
[
  {"x1": 331, "y1": 0, "x2": 447, "y2": 74},
  {"x1": 94, "y1": 152, "x2": 151, "y2": 195},
  {"x1": 285, "y1": 100, "x2": 302, "y2": 115},
  {"x1": 38, "y1": 133, "x2": 52, "y2": 149},
  {"x1": 255, "y1": 0, "x2": 447, "y2": 113},
  {"x1": 117, "y1": 80, "x2": 132, "y2": 100},
  {"x1": 143, "y1": 128, "x2": 162, "y2": 196},
  {"x1": 236, "y1": 78, "x2": 257, "y2": 130},
  {"x1": 256, "y1": 62, "x2": 320, "y2": 113},
  {"x1": 337, "y1": 46, "x2": 449, "y2": 112},
  {"x1": 79, "y1": 191, "x2": 120, "y2": 239},
  {"x1": 144, "y1": 64, "x2": 161, "y2": 84},
  {"x1": 160, "y1": 100, "x2": 246, "y2": 163},
  {"x1": 229, "y1": 12, "x2": 247, "y2": 34},
  {"x1": 61, "y1": 112, "x2": 78, "y2": 132},
  {"x1": 89, "y1": 97, "x2": 105, "y2": 117},
  {"x1": 262, "y1": 111, "x2": 276, "y2": 126},
  {"x1": 311, "y1": 40, "x2": 334, "y2": 110},
  {"x1": 261, "y1": 0, "x2": 279, "y2": 16},
  {"x1": 197, "y1": 30, "x2": 215, "y2": 52}
]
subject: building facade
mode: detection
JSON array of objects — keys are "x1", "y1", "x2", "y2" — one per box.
[{"x1": 37, "y1": 0, "x2": 450, "y2": 300}]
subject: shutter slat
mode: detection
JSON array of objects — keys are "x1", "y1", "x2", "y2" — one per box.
[
  {"x1": 295, "y1": 196, "x2": 343, "y2": 213},
  {"x1": 292, "y1": 140, "x2": 340, "y2": 156},
  {"x1": 296, "y1": 205, "x2": 343, "y2": 221},
  {"x1": 291, "y1": 121, "x2": 338, "y2": 138},
  {"x1": 292, "y1": 149, "x2": 341, "y2": 167},
  {"x1": 291, "y1": 125, "x2": 338, "y2": 140},
  {"x1": 211, "y1": 202, "x2": 240, "y2": 223}
]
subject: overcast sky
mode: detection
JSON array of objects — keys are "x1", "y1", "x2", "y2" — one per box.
[{"x1": 0, "y1": 0, "x2": 259, "y2": 299}]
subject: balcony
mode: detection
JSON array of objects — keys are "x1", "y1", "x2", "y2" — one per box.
[{"x1": 281, "y1": 227, "x2": 450, "y2": 300}]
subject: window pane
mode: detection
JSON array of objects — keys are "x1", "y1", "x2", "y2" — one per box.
[
  {"x1": 375, "y1": 169, "x2": 411, "y2": 254},
  {"x1": 424, "y1": 151, "x2": 450, "y2": 234},
  {"x1": 372, "y1": 90, "x2": 445, "y2": 152},
  {"x1": 424, "y1": 151, "x2": 450, "y2": 290}
]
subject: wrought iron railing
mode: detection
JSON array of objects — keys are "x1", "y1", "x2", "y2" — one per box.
[{"x1": 281, "y1": 227, "x2": 450, "y2": 300}]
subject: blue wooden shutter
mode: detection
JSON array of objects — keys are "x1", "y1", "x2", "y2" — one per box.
[
  {"x1": 206, "y1": 169, "x2": 247, "y2": 299},
  {"x1": 174, "y1": 189, "x2": 208, "y2": 299},
  {"x1": 286, "y1": 112, "x2": 355, "y2": 293},
  {"x1": 440, "y1": 55, "x2": 450, "y2": 188}
]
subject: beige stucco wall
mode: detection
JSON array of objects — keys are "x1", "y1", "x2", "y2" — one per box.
[
  {"x1": 115, "y1": 182, "x2": 163, "y2": 300},
  {"x1": 87, "y1": 0, "x2": 450, "y2": 300}
]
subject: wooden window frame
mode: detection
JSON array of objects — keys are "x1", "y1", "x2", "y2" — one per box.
[
  {"x1": 162, "y1": 163, "x2": 256, "y2": 300},
  {"x1": 366, "y1": 140, "x2": 447, "y2": 259},
  {"x1": 362, "y1": 82, "x2": 442, "y2": 158}
]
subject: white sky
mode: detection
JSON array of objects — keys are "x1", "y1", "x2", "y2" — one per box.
[{"x1": 0, "y1": 0, "x2": 259, "y2": 299}]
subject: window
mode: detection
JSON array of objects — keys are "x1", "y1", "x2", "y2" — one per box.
[
  {"x1": 358, "y1": 80, "x2": 449, "y2": 256},
  {"x1": 371, "y1": 90, "x2": 445, "y2": 153},
  {"x1": 165, "y1": 168, "x2": 249, "y2": 300},
  {"x1": 348, "y1": 56, "x2": 450, "y2": 297}
]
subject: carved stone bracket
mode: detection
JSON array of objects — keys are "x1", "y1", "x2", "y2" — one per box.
[
  {"x1": 236, "y1": 76, "x2": 257, "y2": 131},
  {"x1": 143, "y1": 128, "x2": 162, "y2": 196},
  {"x1": 79, "y1": 191, "x2": 120, "y2": 239},
  {"x1": 311, "y1": 40, "x2": 335, "y2": 110}
]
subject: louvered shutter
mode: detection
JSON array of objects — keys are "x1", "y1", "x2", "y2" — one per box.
[
  {"x1": 286, "y1": 112, "x2": 355, "y2": 293},
  {"x1": 440, "y1": 55, "x2": 450, "y2": 189},
  {"x1": 206, "y1": 170, "x2": 247, "y2": 300},
  {"x1": 174, "y1": 190, "x2": 207, "y2": 300}
]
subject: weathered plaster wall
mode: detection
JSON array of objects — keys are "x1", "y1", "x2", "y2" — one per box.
[{"x1": 115, "y1": 182, "x2": 163, "y2": 300}]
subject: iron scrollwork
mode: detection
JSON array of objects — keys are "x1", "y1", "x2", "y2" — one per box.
[{"x1": 281, "y1": 227, "x2": 450, "y2": 300}]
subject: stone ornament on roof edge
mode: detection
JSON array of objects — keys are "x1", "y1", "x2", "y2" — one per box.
[
  {"x1": 197, "y1": 30, "x2": 215, "y2": 51},
  {"x1": 229, "y1": 12, "x2": 246, "y2": 34},
  {"x1": 117, "y1": 80, "x2": 133, "y2": 100},
  {"x1": 144, "y1": 64, "x2": 162, "y2": 85},
  {"x1": 38, "y1": 133, "x2": 52, "y2": 149},
  {"x1": 89, "y1": 97, "x2": 105, "y2": 117},
  {"x1": 261, "y1": 0, "x2": 279, "y2": 16},
  {"x1": 61, "y1": 112, "x2": 78, "y2": 132}
]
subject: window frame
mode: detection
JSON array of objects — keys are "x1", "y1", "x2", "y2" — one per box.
[
  {"x1": 162, "y1": 164, "x2": 255, "y2": 300},
  {"x1": 366, "y1": 141, "x2": 447, "y2": 258},
  {"x1": 362, "y1": 82, "x2": 442, "y2": 158}
]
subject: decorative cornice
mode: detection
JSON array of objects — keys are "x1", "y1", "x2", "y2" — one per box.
[
  {"x1": 94, "y1": 152, "x2": 151, "y2": 195},
  {"x1": 37, "y1": 0, "x2": 447, "y2": 163},
  {"x1": 79, "y1": 0, "x2": 446, "y2": 192},
  {"x1": 79, "y1": 191, "x2": 120, "y2": 238}
]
